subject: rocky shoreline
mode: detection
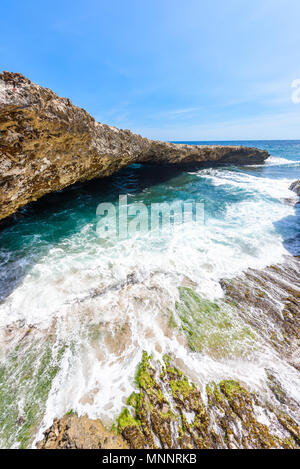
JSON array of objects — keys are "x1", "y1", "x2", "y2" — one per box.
[
  {"x1": 27, "y1": 185, "x2": 300, "y2": 450},
  {"x1": 37, "y1": 354, "x2": 300, "y2": 449},
  {"x1": 0, "y1": 71, "x2": 269, "y2": 221},
  {"x1": 37, "y1": 414, "x2": 128, "y2": 449},
  {"x1": 37, "y1": 255, "x2": 300, "y2": 450},
  {"x1": 1, "y1": 72, "x2": 299, "y2": 450}
]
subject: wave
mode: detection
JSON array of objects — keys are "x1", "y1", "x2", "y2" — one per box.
[{"x1": 0, "y1": 149, "x2": 299, "y2": 447}]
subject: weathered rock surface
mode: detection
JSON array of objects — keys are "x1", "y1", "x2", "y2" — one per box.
[
  {"x1": 220, "y1": 256, "x2": 300, "y2": 370},
  {"x1": 0, "y1": 71, "x2": 269, "y2": 221},
  {"x1": 116, "y1": 353, "x2": 299, "y2": 449},
  {"x1": 36, "y1": 256, "x2": 300, "y2": 450},
  {"x1": 290, "y1": 180, "x2": 300, "y2": 196},
  {"x1": 37, "y1": 414, "x2": 128, "y2": 449},
  {"x1": 38, "y1": 353, "x2": 300, "y2": 450}
]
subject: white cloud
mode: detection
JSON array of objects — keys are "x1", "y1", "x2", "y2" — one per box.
[
  {"x1": 291, "y1": 79, "x2": 300, "y2": 104},
  {"x1": 166, "y1": 107, "x2": 202, "y2": 116}
]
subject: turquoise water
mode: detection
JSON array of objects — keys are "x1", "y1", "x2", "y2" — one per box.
[
  {"x1": 1, "y1": 140, "x2": 299, "y2": 303},
  {"x1": 0, "y1": 140, "x2": 299, "y2": 447}
]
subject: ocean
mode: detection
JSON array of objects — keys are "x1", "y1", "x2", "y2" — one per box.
[{"x1": 0, "y1": 140, "x2": 299, "y2": 447}]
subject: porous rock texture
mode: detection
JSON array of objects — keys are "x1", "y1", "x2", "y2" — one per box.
[
  {"x1": 38, "y1": 353, "x2": 300, "y2": 450},
  {"x1": 221, "y1": 256, "x2": 300, "y2": 370},
  {"x1": 290, "y1": 180, "x2": 300, "y2": 197},
  {"x1": 37, "y1": 414, "x2": 128, "y2": 449},
  {"x1": 0, "y1": 71, "x2": 269, "y2": 221},
  {"x1": 37, "y1": 257, "x2": 300, "y2": 450}
]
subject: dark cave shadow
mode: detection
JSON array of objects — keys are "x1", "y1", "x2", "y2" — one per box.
[
  {"x1": 0, "y1": 161, "x2": 272, "y2": 305},
  {"x1": 0, "y1": 160, "x2": 243, "y2": 231}
]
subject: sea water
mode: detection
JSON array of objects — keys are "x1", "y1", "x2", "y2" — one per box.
[{"x1": 0, "y1": 140, "x2": 299, "y2": 447}]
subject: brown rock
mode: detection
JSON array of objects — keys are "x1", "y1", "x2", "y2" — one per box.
[
  {"x1": 117, "y1": 353, "x2": 300, "y2": 449},
  {"x1": 37, "y1": 414, "x2": 128, "y2": 449},
  {"x1": 220, "y1": 256, "x2": 300, "y2": 369},
  {"x1": 0, "y1": 71, "x2": 269, "y2": 221}
]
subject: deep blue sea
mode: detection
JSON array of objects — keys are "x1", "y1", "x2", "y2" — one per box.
[{"x1": 0, "y1": 140, "x2": 299, "y2": 447}]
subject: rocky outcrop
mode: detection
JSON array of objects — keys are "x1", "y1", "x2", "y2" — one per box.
[
  {"x1": 290, "y1": 180, "x2": 300, "y2": 197},
  {"x1": 115, "y1": 353, "x2": 299, "y2": 449},
  {"x1": 221, "y1": 256, "x2": 300, "y2": 370},
  {"x1": 0, "y1": 71, "x2": 269, "y2": 221},
  {"x1": 37, "y1": 414, "x2": 128, "y2": 449},
  {"x1": 38, "y1": 353, "x2": 300, "y2": 450},
  {"x1": 36, "y1": 256, "x2": 300, "y2": 450}
]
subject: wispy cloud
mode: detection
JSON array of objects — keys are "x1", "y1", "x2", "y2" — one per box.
[
  {"x1": 133, "y1": 110, "x2": 300, "y2": 141},
  {"x1": 166, "y1": 107, "x2": 202, "y2": 115}
]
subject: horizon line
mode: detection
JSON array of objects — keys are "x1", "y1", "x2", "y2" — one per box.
[{"x1": 170, "y1": 138, "x2": 300, "y2": 142}]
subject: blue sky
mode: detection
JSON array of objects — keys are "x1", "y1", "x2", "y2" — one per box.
[{"x1": 1, "y1": 0, "x2": 300, "y2": 140}]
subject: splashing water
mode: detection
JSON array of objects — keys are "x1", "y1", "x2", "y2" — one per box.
[{"x1": 0, "y1": 140, "x2": 299, "y2": 447}]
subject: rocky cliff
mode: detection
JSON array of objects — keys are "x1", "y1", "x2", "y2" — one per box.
[{"x1": 0, "y1": 71, "x2": 269, "y2": 221}]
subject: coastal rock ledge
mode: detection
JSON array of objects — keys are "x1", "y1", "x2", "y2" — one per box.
[
  {"x1": 0, "y1": 71, "x2": 269, "y2": 220},
  {"x1": 290, "y1": 180, "x2": 300, "y2": 197}
]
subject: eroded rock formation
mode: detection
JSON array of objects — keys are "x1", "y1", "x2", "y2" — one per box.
[
  {"x1": 221, "y1": 256, "x2": 300, "y2": 370},
  {"x1": 37, "y1": 414, "x2": 128, "y2": 449},
  {"x1": 290, "y1": 180, "x2": 300, "y2": 197},
  {"x1": 115, "y1": 353, "x2": 300, "y2": 449},
  {"x1": 37, "y1": 352, "x2": 300, "y2": 450},
  {"x1": 37, "y1": 257, "x2": 300, "y2": 450},
  {"x1": 0, "y1": 71, "x2": 269, "y2": 221}
]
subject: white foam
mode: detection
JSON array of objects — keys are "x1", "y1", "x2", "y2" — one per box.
[
  {"x1": 0, "y1": 165, "x2": 299, "y2": 447},
  {"x1": 265, "y1": 156, "x2": 299, "y2": 166}
]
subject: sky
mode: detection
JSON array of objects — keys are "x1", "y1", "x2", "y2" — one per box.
[{"x1": 1, "y1": 0, "x2": 300, "y2": 140}]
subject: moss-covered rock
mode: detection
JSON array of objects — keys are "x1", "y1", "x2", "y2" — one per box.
[{"x1": 116, "y1": 353, "x2": 300, "y2": 449}]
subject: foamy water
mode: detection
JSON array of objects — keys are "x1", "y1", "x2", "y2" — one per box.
[{"x1": 0, "y1": 140, "x2": 299, "y2": 447}]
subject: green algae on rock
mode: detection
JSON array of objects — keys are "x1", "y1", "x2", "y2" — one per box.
[
  {"x1": 116, "y1": 353, "x2": 300, "y2": 449},
  {"x1": 175, "y1": 286, "x2": 256, "y2": 358}
]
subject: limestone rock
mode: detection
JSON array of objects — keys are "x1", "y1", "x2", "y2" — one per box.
[
  {"x1": 116, "y1": 353, "x2": 300, "y2": 449},
  {"x1": 0, "y1": 71, "x2": 269, "y2": 220},
  {"x1": 37, "y1": 348, "x2": 300, "y2": 449},
  {"x1": 37, "y1": 414, "x2": 128, "y2": 449},
  {"x1": 220, "y1": 256, "x2": 300, "y2": 369}
]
